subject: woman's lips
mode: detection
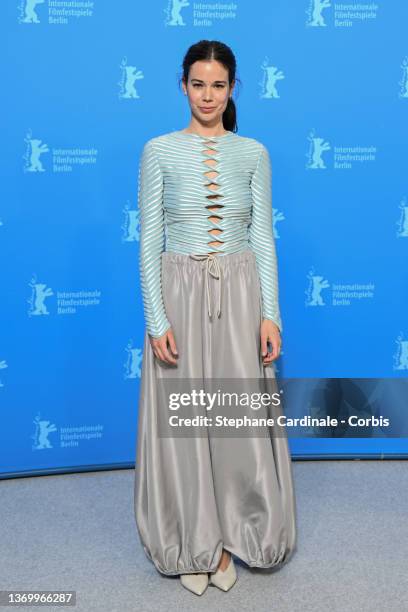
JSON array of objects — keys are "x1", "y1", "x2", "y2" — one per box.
[{"x1": 199, "y1": 107, "x2": 216, "y2": 113}]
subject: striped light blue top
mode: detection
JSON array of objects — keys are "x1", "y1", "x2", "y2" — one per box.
[{"x1": 138, "y1": 130, "x2": 283, "y2": 338}]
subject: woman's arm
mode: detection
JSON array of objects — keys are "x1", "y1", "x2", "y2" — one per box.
[
  {"x1": 248, "y1": 143, "x2": 283, "y2": 334},
  {"x1": 138, "y1": 139, "x2": 172, "y2": 338}
]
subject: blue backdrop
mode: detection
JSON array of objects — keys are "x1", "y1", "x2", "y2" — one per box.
[{"x1": 1, "y1": 0, "x2": 407, "y2": 477}]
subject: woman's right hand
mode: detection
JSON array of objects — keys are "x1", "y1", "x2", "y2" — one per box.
[{"x1": 149, "y1": 328, "x2": 179, "y2": 365}]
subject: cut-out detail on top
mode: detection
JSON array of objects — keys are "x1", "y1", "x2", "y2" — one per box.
[
  {"x1": 138, "y1": 134, "x2": 283, "y2": 337},
  {"x1": 201, "y1": 140, "x2": 225, "y2": 253}
]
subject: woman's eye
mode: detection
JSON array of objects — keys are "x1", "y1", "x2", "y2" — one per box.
[{"x1": 192, "y1": 84, "x2": 225, "y2": 88}]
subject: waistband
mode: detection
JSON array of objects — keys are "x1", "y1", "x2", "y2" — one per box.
[
  {"x1": 161, "y1": 248, "x2": 255, "y2": 267},
  {"x1": 161, "y1": 249, "x2": 256, "y2": 321}
]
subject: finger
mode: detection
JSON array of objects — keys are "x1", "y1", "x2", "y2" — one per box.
[
  {"x1": 155, "y1": 345, "x2": 165, "y2": 362},
  {"x1": 262, "y1": 338, "x2": 272, "y2": 364},
  {"x1": 260, "y1": 331, "x2": 268, "y2": 357},
  {"x1": 160, "y1": 338, "x2": 178, "y2": 365},
  {"x1": 167, "y1": 331, "x2": 179, "y2": 358},
  {"x1": 271, "y1": 338, "x2": 280, "y2": 361},
  {"x1": 263, "y1": 338, "x2": 277, "y2": 363},
  {"x1": 263, "y1": 350, "x2": 273, "y2": 363},
  {"x1": 270, "y1": 338, "x2": 279, "y2": 360}
]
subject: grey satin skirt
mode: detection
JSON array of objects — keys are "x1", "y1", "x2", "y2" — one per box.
[{"x1": 134, "y1": 248, "x2": 297, "y2": 576}]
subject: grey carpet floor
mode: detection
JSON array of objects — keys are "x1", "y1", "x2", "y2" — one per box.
[{"x1": 1, "y1": 460, "x2": 407, "y2": 612}]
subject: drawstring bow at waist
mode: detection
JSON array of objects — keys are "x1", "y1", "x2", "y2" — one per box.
[{"x1": 189, "y1": 253, "x2": 222, "y2": 319}]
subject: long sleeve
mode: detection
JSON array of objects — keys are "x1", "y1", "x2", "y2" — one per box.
[
  {"x1": 138, "y1": 140, "x2": 172, "y2": 338},
  {"x1": 248, "y1": 143, "x2": 283, "y2": 333}
]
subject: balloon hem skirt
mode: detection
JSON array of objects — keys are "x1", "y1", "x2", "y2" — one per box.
[{"x1": 134, "y1": 248, "x2": 297, "y2": 576}]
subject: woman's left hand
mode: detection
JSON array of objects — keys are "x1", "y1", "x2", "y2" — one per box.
[{"x1": 260, "y1": 319, "x2": 282, "y2": 364}]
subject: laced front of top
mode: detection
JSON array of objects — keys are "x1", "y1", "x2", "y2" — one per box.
[{"x1": 138, "y1": 130, "x2": 283, "y2": 338}]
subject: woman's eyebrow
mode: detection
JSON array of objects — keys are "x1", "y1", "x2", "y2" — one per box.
[{"x1": 190, "y1": 78, "x2": 227, "y2": 84}]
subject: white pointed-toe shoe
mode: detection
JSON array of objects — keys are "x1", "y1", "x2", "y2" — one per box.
[
  {"x1": 209, "y1": 556, "x2": 237, "y2": 591},
  {"x1": 180, "y1": 572, "x2": 209, "y2": 596}
]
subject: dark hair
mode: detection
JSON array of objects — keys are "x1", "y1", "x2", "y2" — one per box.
[{"x1": 180, "y1": 40, "x2": 240, "y2": 133}]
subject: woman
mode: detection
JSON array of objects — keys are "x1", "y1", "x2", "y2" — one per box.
[{"x1": 134, "y1": 40, "x2": 297, "y2": 596}]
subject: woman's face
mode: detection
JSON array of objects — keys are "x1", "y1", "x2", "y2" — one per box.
[{"x1": 183, "y1": 60, "x2": 234, "y2": 127}]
